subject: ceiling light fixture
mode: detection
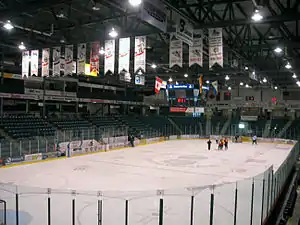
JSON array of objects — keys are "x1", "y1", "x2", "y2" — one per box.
[
  {"x1": 151, "y1": 64, "x2": 157, "y2": 69},
  {"x1": 251, "y1": 9, "x2": 263, "y2": 22},
  {"x1": 3, "y1": 20, "x2": 14, "y2": 30},
  {"x1": 168, "y1": 77, "x2": 173, "y2": 82},
  {"x1": 240, "y1": 82, "x2": 244, "y2": 86},
  {"x1": 263, "y1": 78, "x2": 267, "y2": 83},
  {"x1": 206, "y1": 80, "x2": 210, "y2": 84},
  {"x1": 228, "y1": 86, "x2": 232, "y2": 90},
  {"x1": 285, "y1": 62, "x2": 292, "y2": 69},
  {"x1": 274, "y1": 47, "x2": 283, "y2": 53},
  {"x1": 184, "y1": 73, "x2": 188, "y2": 78},
  {"x1": 225, "y1": 75, "x2": 230, "y2": 80},
  {"x1": 245, "y1": 84, "x2": 249, "y2": 88},
  {"x1": 99, "y1": 47, "x2": 105, "y2": 55},
  {"x1": 297, "y1": 81, "x2": 300, "y2": 87},
  {"x1": 245, "y1": 66, "x2": 249, "y2": 70},
  {"x1": 274, "y1": 86, "x2": 278, "y2": 90},
  {"x1": 18, "y1": 42, "x2": 26, "y2": 50},
  {"x1": 108, "y1": 27, "x2": 118, "y2": 38},
  {"x1": 292, "y1": 73, "x2": 297, "y2": 79},
  {"x1": 129, "y1": 0, "x2": 142, "y2": 7}
]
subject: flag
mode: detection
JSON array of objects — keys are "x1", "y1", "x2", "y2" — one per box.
[
  {"x1": 199, "y1": 75, "x2": 203, "y2": 94},
  {"x1": 155, "y1": 77, "x2": 163, "y2": 94},
  {"x1": 212, "y1": 81, "x2": 218, "y2": 96}
]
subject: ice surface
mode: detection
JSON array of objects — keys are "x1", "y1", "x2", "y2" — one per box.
[{"x1": 0, "y1": 140, "x2": 293, "y2": 225}]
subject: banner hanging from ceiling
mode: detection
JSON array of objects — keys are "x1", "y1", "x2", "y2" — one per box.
[
  {"x1": 189, "y1": 30, "x2": 203, "y2": 67},
  {"x1": 42, "y1": 48, "x2": 50, "y2": 77},
  {"x1": 169, "y1": 36, "x2": 183, "y2": 68},
  {"x1": 175, "y1": 15, "x2": 193, "y2": 46},
  {"x1": 65, "y1": 45, "x2": 73, "y2": 76},
  {"x1": 209, "y1": 28, "x2": 223, "y2": 69},
  {"x1": 52, "y1": 47, "x2": 61, "y2": 76},
  {"x1": 118, "y1": 37, "x2": 130, "y2": 73},
  {"x1": 134, "y1": 36, "x2": 146, "y2": 73},
  {"x1": 140, "y1": 0, "x2": 167, "y2": 33},
  {"x1": 104, "y1": 40, "x2": 115, "y2": 74},
  {"x1": 22, "y1": 51, "x2": 30, "y2": 77},
  {"x1": 77, "y1": 43, "x2": 86, "y2": 75},
  {"x1": 90, "y1": 42, "x2": 100, "y2": 76},
  {"x1": 30, "y1": 50, "x2": 39, "y2": 76}
]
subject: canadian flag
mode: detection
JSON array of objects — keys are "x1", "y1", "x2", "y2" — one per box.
[{"x1": 154, "y1": 77, "x2": 163, "y2": 94}]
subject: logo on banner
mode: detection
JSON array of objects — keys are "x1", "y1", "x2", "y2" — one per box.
[
  {"x1": 90, "y1": 42, "x2": 100, "y2": 76},
  {"x1": 189, "y1": 30, "x2": 203, "y2": 67},
  {"x1": 30, "y1": 50, "x2": 39, "y2": 76},
  {"x1": 169, "y1": 37, "x2": 183, "y2": 68},
  {"x1": 140, "y1": 0, "x2": 167, "y2": 32},
  {"x1": 176, "y1": 16, "x2": 193, "y2": 46},
  {"x1": 42, "y1": 49, "x2": 50, "y2": 77},
  {"x1": 134, "y1": 36, "x2": 146, "y2": 72},
  {"x1": 135, "y1": 75, "x2": 145, "y2": 85},
  {"x1": 209, "y1": 28, "x2": 223, "y2": 68},
  {"x1": 65, "y1": 45, "x2": 73, "y2": 76},
  {"x1": 22, "y1": 51, "x2": 30, "y2": 77},
  {"x1": 105, "y1": 40, "x2": 115, "y2": 74},
  {"x1": 118, "y1": 38, "x2": 130, "y2": 73},
  {"x1": 77, "y1": 43, "x2": 86, "y2": 75},
  {"x1": 52, "y1": 47, "x2": 61, "y2": 76}
]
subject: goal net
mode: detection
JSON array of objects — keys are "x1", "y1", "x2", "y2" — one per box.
[{"x1": 0, "y1": 200, "x2": 6, "y2": 225}]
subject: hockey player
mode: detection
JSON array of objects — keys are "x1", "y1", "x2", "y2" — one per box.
[
  {"x1": 207, "y1": 139, "x2": 212, "y2": 150},
  {"x1": 252, "y1": 135, "x2": 257, "y2": 145},
  {"x1": 215, "y1": 136, "x2": 219, "y2": 144},
  {"x1": 128, "y1": 134, "x2": 135, "y2": 147},
  {"x1": 224, "y1": 138, "x2": 228, "y2": 150},
  {"x1": 218, "y1": 139, "x2": 224, "y2": 150}
]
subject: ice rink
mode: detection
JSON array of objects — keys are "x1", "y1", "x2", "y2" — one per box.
[{"x1": 0, "y1": 140, "x2": 294, "y2": 225}]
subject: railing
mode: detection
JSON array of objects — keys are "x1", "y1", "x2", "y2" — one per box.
[{"x1": 0, "y1": 134, "x2": 298, "y2": 225}]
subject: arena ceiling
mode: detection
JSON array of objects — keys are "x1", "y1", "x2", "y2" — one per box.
[{"x1": 0, "y1": 0, "x2": 299, "y2": 90}]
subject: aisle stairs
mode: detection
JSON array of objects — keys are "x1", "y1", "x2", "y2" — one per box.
[
  {"x1": 220, "y1": 118, "x2": 231, "y2": 135},
  {"x1": 206, "y1": 118, "x2": 212, "y2": 135},
  {"x1": 277, "y1": 120, "x2": 294, "y2": 138}
]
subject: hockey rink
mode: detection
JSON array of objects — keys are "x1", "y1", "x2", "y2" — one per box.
[{"x1": 0, "y1": 140, "x2": 294, "y2": 225}]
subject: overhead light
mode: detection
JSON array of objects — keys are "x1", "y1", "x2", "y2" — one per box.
[
  {"x1": 129, "y1": 0, "x2": 142, "y2": 7},
  {"x1": 18, "y1": 42, "x2": 26, "y2": 50},
  {"x1": 245, "y1": 84, "x2": 249, "y2": 88},
  {"x1": 92, "y1": 4, "x2": 100, "y2": 11},
  {"x1": 225, "y1": 75, "x2": 230, "y2": 80},
  {"x1": 108, "y1": 27, "x2": 118, "y2": 38},
  {"x1": 274, "y1": 86, "x2": 278, "y2": 90},
  {"x1": 60, "y1": 38, "x2": 65, "y2": 43},
  {"x1": 251, "y1": 9, "x2": 263, "y2": 22},
  {"x1": 228, "y1": 86, "x2": 232, "y2": 90},
  {"x1": 168, "y1": 77, "x2": 173, "y2": 82},
  {"x1": 175, "y1": 81, "x2": 179, "y2": 85},
  {"x1": 3, "y1": 20, "x2": 14, "y2": 30},
  {"x1": 240, "y1": 82, "x2": 244, "y2": 86},
  {"x1": 245, "y1": 66, "x2": 249, "y2": 70},
  {"x1": 285, "y1": 62, "x2": 292, "y2": 69},
  {"x1": 137, "y1": 70, "x2": 143, "y2": 75},
  {"x1": 274, "y1": 47, "x2": 283, "y2": 53},
  {"x1": 99, "y1": 47, "x2": 105, "y2": 55},
  {"x1": 263, "y1": 78, "x2": 267, "y2": 83},
  {"x1": 292, "y1": 73, "x2": 297, "y2": 79},
  {"x1": 297, "y1": 81, "x2": 300, "y2": 87},
  {"x1": 151, "y1": 64, "x2": 157, "y2": 69},
  {"x1": 184, "y1": 73, "x2": 188, "y2": 78},
  {"x1": 206, "y1": 80, "x2": 210, "y2": 84}
]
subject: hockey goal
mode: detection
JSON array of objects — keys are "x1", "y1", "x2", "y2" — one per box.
[{"x1": 0, "y1": 200, "x2": 6, "y2": 225}]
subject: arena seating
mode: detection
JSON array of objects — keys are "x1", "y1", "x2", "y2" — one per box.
[
  {"x1": 211, "y1": 115, "x2": 227, "y2": 135},
  {"x1": 48, "y1": 116, "x2": 91, "y2": 130},
  {"x1": 270, "y1": 118, "x2": 289, "y2": 137},
  {"x1": 169, "y1": 116, "x2": 205, "y2": 135},
  {"x1": 138, "y1": 116, "x2": 178, "y2": 136}
]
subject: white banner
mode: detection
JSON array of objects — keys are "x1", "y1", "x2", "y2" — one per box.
[
  {"x1": 169, "y1": 38, "x2": 183, "y2": 68},
  {"x1": 104, "y1": 40, "x2": 115, "y2": 74},
  {"x1": 176, "y1": 16, "x2": 193, "y2": 46},
  {"x1": 209, "y1": 28, "x2": 223, "y2": 68},
  {"x1": 140, "y1": 0, "x2": 167, "y2": 32},
  {"x1": 135, "y1": 75, "x2": 145, "y2": 85},
  {"x1": 64, "y1": 45, "x2": 73, "y2": 76},
  {"x1": 52, "y1": 47, "x2": 61, "y2": 76},
  {"x1": 118, "y1": 38, "x2": 130, "y2": 73},
  {"x1": 30, "y1": 50, "x2": 39, "y2": 76},
  {"x1": 77, "y1": 43, "x2": 86, "y2": 75},
  {"x1": 189, "y1": 30, "x2": 203, "y2": 67},
  {"x1": 42, "y1": 48, "x2": 50, "y2": 76},
  {"x1": 22, "y1": 51, "x2": 30, "y2": 77},
  {"x1": 134, "y1": 36, "x2": 146, "y2": 72}
]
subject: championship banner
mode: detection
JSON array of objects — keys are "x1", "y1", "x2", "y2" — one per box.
[
  {"x1": 90, "y1": 42, "x2": 100, "y2": 76},
  {"x1": 189, "y1": 30, "x2": 203, "y2": 67},
  {"x1": 212, "y1": 81, "x2": 218, "y2": 95},
  {"x1": 42, "y1": 48, "x2": 50, "y2": 76},
  {"x1": 169, "y1": 37, "x2": 183, "y2": 68},
  {"x1": 65, "y1": 45, "x2": 73, "y2": 76},
  {"x1": 30, "y1": 50, "x2": 39, "y2": 76},
  {"x1": 199, "y1": 75, "x2": 203, "y2": 94},
  {"x1": 77, "y1": 43, "x2": 86, "y2": 75},
  {"x1": 134, "y1": 36, "x2": 146, "y2": 72},
  {"x1": 118, "y1": 38, "x2": 130, "y2": 73},
  {"x1": 175, "y1": 16, "x2": 193, "y2": 46},
  {"x1": 52, "y1": 47, "x2": 61, "y2": 76},
  {"x1": 105, "y1": 40, "x2": 115, "y2": 74},
  {"x1": 22, "y1": 51, "x2": 30, "y2": 77},
  {"x1": 209, "y1": 28, "x2": 223, "y2": 69}
]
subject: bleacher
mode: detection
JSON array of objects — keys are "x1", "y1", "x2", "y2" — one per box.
[
  {"x1": 87, "y1": 116, "x2": 126, "y2": 137},
  {"x1": 270, "y1": 118, "x2": 289, "y2": 137},
  {"x1": 170, "y1": 116, "x2": 205, "y2": 135},
  {"x1": 211, "y1": 115, "x2": 227, "y2": 135},
  {"x1": 138, "y1": 116, "x2": 177, "y2": 136}
]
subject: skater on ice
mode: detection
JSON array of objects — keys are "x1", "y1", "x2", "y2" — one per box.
[
  {"x1": 224, "y1": 138, "x2": 228, "y2": 150},
  {"x1": 207, "y1": 139, "x2": 212, "y2": 150},
  {"x1": 252, "y1": 135, "x2": 257, "y2": 145}
]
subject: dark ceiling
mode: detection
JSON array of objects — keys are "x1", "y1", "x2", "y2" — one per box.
[{"x1": 0, "y1": 0, "x2": 299, "y2": 89}]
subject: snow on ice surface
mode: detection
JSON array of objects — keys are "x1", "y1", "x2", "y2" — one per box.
[{"x1": 0, "y1": 140, "x2": 294, "y2": 225}]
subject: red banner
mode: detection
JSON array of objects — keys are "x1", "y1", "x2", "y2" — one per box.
[
  {"x1": 90, "y1": 42, "x2": 100, "y2": 75},
  {"x1": 170, "y1": 107, "x2": 187, "y2": 112}
]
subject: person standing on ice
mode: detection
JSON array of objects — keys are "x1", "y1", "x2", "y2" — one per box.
[
  {"x1": 207, "y1": 139, "x2": 212, "y2": 150},
  {"x1": 224, "y1": 138, "x2": 228, "y2": 150},
  {"x1": 215, "y1": 136, "x2": 219, "y2": 144},
  {"x1": 252, "y1": 135, "x2": 257, "y2": 145}
]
